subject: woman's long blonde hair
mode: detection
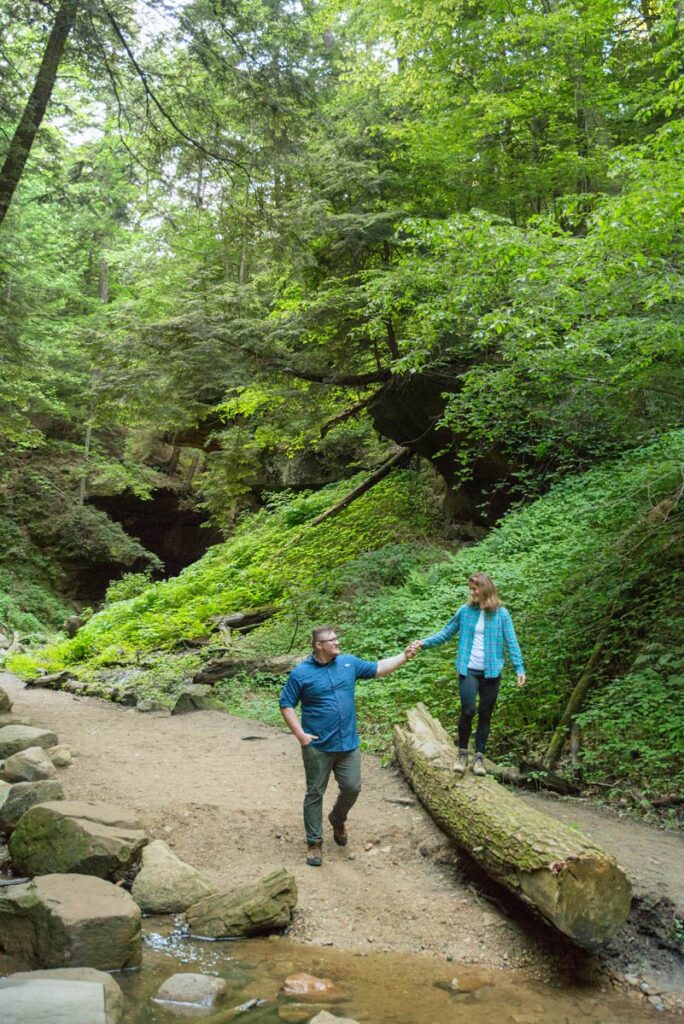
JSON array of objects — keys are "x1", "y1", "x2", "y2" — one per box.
[{"x1": 468, "y1": 572, "x2": 502, "y2": 612}]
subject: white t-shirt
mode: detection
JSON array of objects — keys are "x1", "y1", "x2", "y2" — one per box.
[{"x1": 468, "y1": 610, "x2": 485, "y2": 671}]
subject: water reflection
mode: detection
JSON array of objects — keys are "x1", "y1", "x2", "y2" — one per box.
[{"x1": 110, "y1": 921, "x2": 664, "y2": 1024}]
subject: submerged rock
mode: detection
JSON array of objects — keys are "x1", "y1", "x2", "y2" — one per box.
[
  {"x1": 0, "y1": 779, "x2": 64, "y2": 833},
  {"x1": 0, "y1": 967, "x2": 124, "y2": 1024},
  {"x1": 1, "y1": 745, "x2": 57, "y2": 783},
  {"x1": 309, "y1": 1013, "x2": 360, "y2": 1024},
  {"x1": 0, "y1": 725, "x2": 58, "y2": 760},
  {"x1": 0, "y1": 873, "x2": 142, "y2": 969},
  {"x1": 186, "y1": 868, "x2": 297, "y2": 938},
  {"x1": 131, "y1": 839, "x2": 212, "y2": 913},
  {"x1": 9, "y1": 800, "x2": 148, "y2": 878},
  {"x1": 154, "y1": 973, "x2": 228, "y2": 1011},
  {"x1": 281, "y1": 974, "x2": 346, "y2": 1003}
]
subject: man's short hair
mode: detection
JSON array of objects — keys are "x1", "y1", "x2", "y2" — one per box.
[{"x1": 312, "y1": 625, "x2": 335, "y2": 646}]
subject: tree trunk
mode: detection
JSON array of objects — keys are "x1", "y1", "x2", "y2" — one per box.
[
  {"x1": 393, "y1": 703, "x2": 631, "y2": 947},
  {"x1": 543, "y1": 636, "x2": 604, "y2": 769},
  {"x1": 0, "y1": 0, "x2": 79, "y2": 228}
]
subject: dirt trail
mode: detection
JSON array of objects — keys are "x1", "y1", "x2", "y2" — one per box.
[{"x1": 3, "y1": 676, "x2": 683, "y2": 982}]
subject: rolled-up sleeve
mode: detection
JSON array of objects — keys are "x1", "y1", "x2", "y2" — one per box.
[
  {"x1": 279, "y1": 671, "x2": 302, "y2": 708},
  {"x1": 422, "y1": 607, "x2": 462, "y2": 649}
]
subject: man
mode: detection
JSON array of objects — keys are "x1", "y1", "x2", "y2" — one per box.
[{"x1": 279, "y1": 626, "x2": 416, "y2": 866}]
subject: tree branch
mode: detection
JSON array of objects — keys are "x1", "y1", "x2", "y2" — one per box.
[
  {"x1": 306, "y1": 447, "x2": 411, "y2": 528},
  {"x1": 320, "y1": 393, "x2": 379, "y2": 436}
]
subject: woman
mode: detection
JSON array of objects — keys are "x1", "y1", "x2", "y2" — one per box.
[{"x1": 412, "y1": 572, "x2": 525, "y2": 777}]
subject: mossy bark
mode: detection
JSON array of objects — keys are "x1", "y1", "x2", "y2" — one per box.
[{"x1": 393, "y1": 703, "x2": 631, "y2": 948}]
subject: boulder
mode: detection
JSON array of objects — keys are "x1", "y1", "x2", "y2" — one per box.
[
  {"x1": 0, "y1": 687, "x2": 11, "y2": 714},
  {"x1": 48, "y1": 745, "x2": 73, "y2": 768},
  {"x1": 171, "y1": 685, "x2": 220, "y2": 714},
  {"x1": 9, "y1": 800, "x2": 148, "y2": 878},
  {"x1": 186, "y1": 868, "x2": 297, "y2": 938},
  {"x1": 131, "y1": 839, "x2": 212, "y2": 913},
  {"x1": 0, "y1": 779, "x2": 65, "y2": 833},
  {"x1": 0, "y1": 726, "x2": 58, "y2": 760},
  {"x1": 153, "y1": 973, "x2": 228, "y2": 1010},
  {"x1": 0, "y1": 873, "x2": 142, "y2": 969},
  {"x1": 1, "y1": 745, "x2": 57, "y2": 783},
  {"x1": 0, "y1": 967, "x2": 123, "y2": 1024},
  {"x1": 281, "y1": 975, "x2": 346, "y2": 1003}
]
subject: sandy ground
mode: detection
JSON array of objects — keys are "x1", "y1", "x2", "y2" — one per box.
[{"x1": 3, "y1": 675, "x2": 684, "y2": 980}]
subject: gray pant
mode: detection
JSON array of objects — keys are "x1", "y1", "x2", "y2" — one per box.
[{"x1": 301, "y1": 744, "x2": 362, "y2": 845}]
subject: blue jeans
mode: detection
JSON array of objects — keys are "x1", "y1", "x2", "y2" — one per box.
[{"x1": 458, "y1": 669, "x2": 501, "y2": 754}]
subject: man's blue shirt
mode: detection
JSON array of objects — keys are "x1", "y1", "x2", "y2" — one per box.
[{"x1": 279, "y1": 653, "x2": 378, "y2": 752}]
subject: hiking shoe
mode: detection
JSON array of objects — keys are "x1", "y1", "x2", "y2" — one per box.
[
  {"x1": 453, "y1": 749, "x2": 468, "y2": 775},
  {"x1": 472, "y1": 753, "x2": 487, "y2": 777},
  {"x1": 306, "y1": 842, "x2": 323, "y2": 867},
  {"x1": 328, "y1": 812, "x2": 348, "y2": 847}
]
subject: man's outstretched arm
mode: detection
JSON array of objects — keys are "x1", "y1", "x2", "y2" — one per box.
[{"x1": 375, "y1": 644, "x2": 417, "y2": 678}]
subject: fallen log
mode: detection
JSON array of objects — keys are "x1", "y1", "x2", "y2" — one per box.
[{"x1": 393, "y1": 703, "x2": 631, "y2": 948}]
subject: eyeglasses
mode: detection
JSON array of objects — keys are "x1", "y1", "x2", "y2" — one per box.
[{"x1": 319, "y1": 636, "x2": 339, "y2": 644}]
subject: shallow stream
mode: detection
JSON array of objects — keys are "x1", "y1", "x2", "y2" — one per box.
[{"x1": 110, "y1": 920, "x2": 664, "y2": 1024}]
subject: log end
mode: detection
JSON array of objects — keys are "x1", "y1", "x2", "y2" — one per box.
[{"x1": 521, "y1": 855, "x2": 632, "y2": 948}]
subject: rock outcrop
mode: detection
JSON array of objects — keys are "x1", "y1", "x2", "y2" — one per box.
[
  {"x1": 0, "y1": 873, "x2": 142, "y2": 969},
  {"x1": 186, "y1": 868, "x2": 297, "y2": 938},
  {"x1": 131, "y1": 839, "x2": 212, "y2": 913},
  {"x1": 171, "y1": 684, "x2": 219, "y2": 714},
  {"x1": 9, "y1": 800, "x2": 148, "y2": 878}
]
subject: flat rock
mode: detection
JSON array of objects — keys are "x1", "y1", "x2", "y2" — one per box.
[
  {"x1": 1, "y1": 746, "x2": 57, "y2": 783},
  {"x1": 9, "y1": 800, "x2": 148, "y2": 878},
  {"x1": 186, "y1": 868, "x2": 297, "y2": 938},
  {"x1": 0, "y1": 687, "x2": 11, "y2": 714},
  {"x1": 0, "y1": 779, "x2": 65, "y2": 833},
  {"x1": 0, "y1": 873, "x2": 141, "y2": 969},
  {"x1": 154, "y1": 972, "x2": 228, "y2": 1009},
  {"x1": 0, "y1": 726, "x2": 58, "y2": 760},
  {"x1": 281, "y1": 974, "x2": 346, "y2": 1003},
  {"x1": 131, "y1": 839, "x2": 212, "y2": 913},
  {"x1": 136, "y1": 699, "x2": 169, "y2": 713},
  {"x1": 0, "y1": 968, "x2": 123, "y2": 1024}
]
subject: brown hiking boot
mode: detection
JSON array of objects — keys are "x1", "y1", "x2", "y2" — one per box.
[
  {"x1": 306, "y1": 842, "x2": 323, "y2": 867},
  {"x1": 472, "y1": 753, "x2": 487, "y2": 777},
  {"x1": 453, "y1": 749, "x2": 468, "y2": 775},
  {"x1": 328, "y1": 812, "x2": 348, "y2": 847}
]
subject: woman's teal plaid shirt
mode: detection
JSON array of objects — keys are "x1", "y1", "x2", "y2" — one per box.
[{"x1": 422, "y1": 603, "x2": 525, "y2": 677}]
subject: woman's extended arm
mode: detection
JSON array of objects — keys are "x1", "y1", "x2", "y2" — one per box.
[{"x1": 420, "y1": 607, "x2": 463, "y2": 649}]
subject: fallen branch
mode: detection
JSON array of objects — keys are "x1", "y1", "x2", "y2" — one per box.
[{"x1": 306, "y1": 447, "x2": 411, "y2": 528}]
